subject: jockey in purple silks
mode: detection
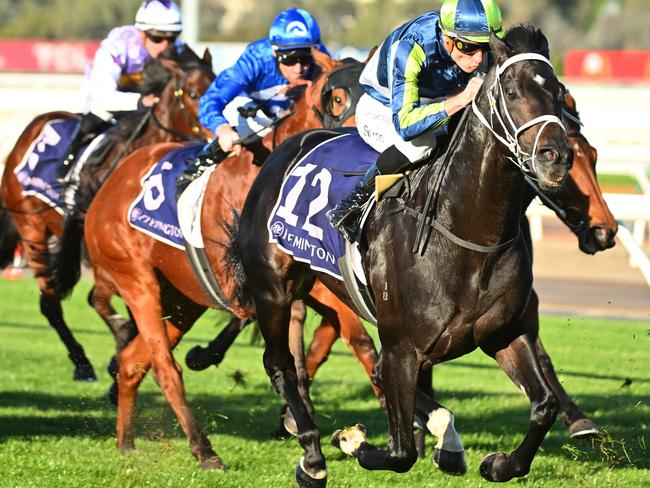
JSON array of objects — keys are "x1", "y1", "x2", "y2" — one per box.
[{"x1": 56, "y1": 0, "x2": 185, "y2": 181}]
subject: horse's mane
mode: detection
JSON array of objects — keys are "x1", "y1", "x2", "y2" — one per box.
[{"x1": 503, "y1": 23, "x2": 550, "y2": 58}]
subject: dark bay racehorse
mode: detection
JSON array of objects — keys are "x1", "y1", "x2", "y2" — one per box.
[
  {"x1": 187, "y1": 91, "x2": 618, "y2": 443},
  {"x1": 74, "y1": 52, "x2": 367, "y2": 469},
  {"x1": 234, "y1": 25, "x2": 574, "y2": 485},
  {"x1": 0, "y1": 46, "x2": 214, "y2": 381}
]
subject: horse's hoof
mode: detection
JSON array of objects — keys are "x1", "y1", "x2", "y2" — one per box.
[
  {"x1": 107, "y1": 356, "x2": 118, "y2": 379},
  {"x1": 283, "y1": 408, "x2": 298, "y2": 437},
  {"x1": 479, "y1": 452, "x2": 514, "y2": 482},
  {"x1": 73, "y1": 363, "x2": 97, "y2": 382},
  {"x1": 568, "y1": 418, "x2": 602, "y2": 439},
  {"x1": 185, "y1": 346, "x2": 212, "y2": 371},
  {"x1": 199, "y1": 455, "x2": 226, "y2": 470},
  {"x1": 108, "y1": 382, "x2": 118, "y2": 407},
  {"x1": 330, "y1": 424, "x2": 366, "y2": 456},
  {"x1": 295, "y1": 462, "x2": 327, "y2": 488},
  {"x1": 433, "y1": 448, "x2": 467, "y2": 476}
]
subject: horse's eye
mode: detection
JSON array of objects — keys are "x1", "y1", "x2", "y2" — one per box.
[
  {"x1": 333, "y1": 96, "x2": 343, "y2": 104},
  {"x1": 188, "y1": 92, "x2": 199, "y2": 100},
  {"x1": 505, "y1": 86, "x2": 516, "y2": 98}
]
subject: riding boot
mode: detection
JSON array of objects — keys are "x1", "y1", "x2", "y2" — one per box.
[
  {"x1": 328, "y1": 163, "x2": 379, "y2": 243},
  {"x1": 176, "y1": 143, "x2": 226, "y2": 195},
  {"x1": 56, "y1": 112, "x2": 108, "y2": 182}
]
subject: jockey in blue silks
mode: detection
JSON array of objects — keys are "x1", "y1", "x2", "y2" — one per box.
[
  {"x1": 56, "y1": 0, "x2": 185, "y2": 181},
  {"x1": 328, "y1": 0, "x2": 505, "y2": 242},
  {"x1": 179, "y1": 7, "x2": 329, "y2": 183}
]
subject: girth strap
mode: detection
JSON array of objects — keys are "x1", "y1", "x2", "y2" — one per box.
[{"x1": 402, "y1": 206, "x2": 521, "y2": 253}]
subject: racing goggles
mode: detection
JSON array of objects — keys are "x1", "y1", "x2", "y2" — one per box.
[
  {"x1": 276, "y1": 49, "x2": 313, "y2": 66},
  {"x1": 454, "y1": 38, "x2": 490, "y2": 55},
  {"x1": 145, "y1": 32, "x2": 178, "y2": 44}
]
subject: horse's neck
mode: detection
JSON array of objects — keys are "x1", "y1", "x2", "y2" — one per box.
[{"x1": 437, "y1": 100, "x2": 525, "y2": 246}]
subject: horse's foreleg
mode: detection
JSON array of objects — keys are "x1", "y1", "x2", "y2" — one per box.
[
  {"x1": 411, "y1": 367, "x2": 466, "y2": 474},
  {"x1": 257, "y1": 298, "x2": 327, "y2": 488},
  {"x1": 185, "y1": 315, "x2": 248, "y2": 371},
  {"x1": 335, "y1": 343, "x2": 419, "y2": 473},
  {"x1": 524, "y1": 291, "x2": 600, "y2": 438},
  {"x1": 479, "y1": 330, "x2": 558, "y2": 482}
]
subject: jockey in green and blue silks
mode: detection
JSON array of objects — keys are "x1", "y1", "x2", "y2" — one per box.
[
  {"x1": 328, "y1": 0, "x2": 504, "y2": 243},
  {"x1": 197, "y1": 7, "x2": 329, "y2": 158}
]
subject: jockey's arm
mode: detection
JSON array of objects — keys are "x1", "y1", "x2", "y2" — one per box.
[
  {"x1": 390, "y1": 40, "x2": 449, "y2": 141},
  {"x1": 198, "y1": 48, "x2": 259, "y2": 133},
  {"x1": 87, "y1": 45, "x2": 142, "y2": 117}
]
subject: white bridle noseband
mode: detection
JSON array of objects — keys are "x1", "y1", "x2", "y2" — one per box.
[{"x1": 472, "y1": 53, "x2": 566, "y2": 177}]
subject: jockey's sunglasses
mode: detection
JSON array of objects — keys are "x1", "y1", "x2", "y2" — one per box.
[
  {"x1": 145, "y1": 32, "x2": 177, "y2": 44},
  {"x1": 454, "y1": 39, "x2": 490, "y2": 55},
  {"x1": 276, "y1": 50, "x2": 313, "y2": 66}
]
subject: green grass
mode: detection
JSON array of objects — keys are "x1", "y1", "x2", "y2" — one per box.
[{"x1": 0, "y1": 277, "x2": 648, "y2": 487}]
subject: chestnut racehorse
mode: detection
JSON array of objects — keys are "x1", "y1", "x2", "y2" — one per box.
[
  {"x1": 0, "y1": 46, "x2": 214, "y2": 380},
  {"x1": 76, "y1": 51, "x2": 367, "y2": 468}
]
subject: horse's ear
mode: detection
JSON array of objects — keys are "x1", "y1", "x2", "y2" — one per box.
[
  {"x1": 363, "y1": 46, "x2": 378, "y2": 64},
  {"x1": 311, "y1": 47, "x2": 338, "y2": 72},
  {"x1": 202, "y1": 48, "x2": 213, "y2": 68},
  {"x1": 536, "y1": 28, "x2": 550, "y2": 59},
  {"x1": 489, "y1": 31, "x2": 511, "y2": 66}
]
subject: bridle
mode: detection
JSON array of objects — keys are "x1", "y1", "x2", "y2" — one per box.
[
  {"x1": 150, "y1": 69, "x2": 212, "y2": 142},
  {"x1": 472, "y1": 53, "x2": 566, "y2": 179},
  {"x1": 311, "y1": 61, "x2": 365, "y2": 129}
]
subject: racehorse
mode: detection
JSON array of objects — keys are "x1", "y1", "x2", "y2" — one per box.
[
  {"x1": 75, "y1": 51, "x2": 366, "y2": 469},
  {"x1": 304, "y1": 90, "x2": 617, "y2": 437},
  {"x1": 0, "y1": 46, "x2": 214, "y2": 381},
  {"x1": 233, "y1": 24, "x2": 575, "y2": 485}
]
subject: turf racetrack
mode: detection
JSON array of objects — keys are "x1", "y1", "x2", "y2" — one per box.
[{"x1": 1, "y1": 277, "x2": 648, "y2": 487}]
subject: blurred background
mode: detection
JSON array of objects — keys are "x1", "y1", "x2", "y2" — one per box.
[{"x1": 0, "y1": 0, "x2": 649, "y2": 316}]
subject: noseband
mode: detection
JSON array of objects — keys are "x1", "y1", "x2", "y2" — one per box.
[{"x1": 472, "y1": 53, "x2": 566, "y2": 178}]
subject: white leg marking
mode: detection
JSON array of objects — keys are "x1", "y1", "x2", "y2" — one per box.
[{"x1": 426, "y1": 407, "x2": 464, "y2": 452}]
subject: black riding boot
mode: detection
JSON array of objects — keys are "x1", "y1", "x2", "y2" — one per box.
[
  {"x1": 56, "y1": 112, "x2": 108, "y2": 182},
  {"x1": 176, "y1": 143, "x2": 225, "y2": 195},
  {"x1": 328, "y1": 164, "x2": 379, "y2": 243},
  {"x1": 328, "y1": 145, "x2": 412, "y2": 242}
]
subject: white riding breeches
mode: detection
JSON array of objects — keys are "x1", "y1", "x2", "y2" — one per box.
[
  {"x1": 222, "y1": 96, "x2": 276, "y2": 142},
  {"x1": 355, "y1": 93, "x2": 440, "y2": 163}
]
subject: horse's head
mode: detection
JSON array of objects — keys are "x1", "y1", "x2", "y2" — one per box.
[
  {"x1": 275, "y1": 51, "x2": 365, "y2": 140},
  {"x1": 142, "y1": 45, "x2": 215, "y2": 141},
  {"x1": 479, "y1": 24, "x2": 572, "y2": 191},
  {"x1": 549, "y1": 93, "x2": 617, "y2": 253}
]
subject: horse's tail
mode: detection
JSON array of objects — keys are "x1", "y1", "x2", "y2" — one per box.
[
  {"x1": 0, "y1": 198, "x2": 20, "y2": 269},
  {"x1": 52, "y1": 208, "x2": 86, "y2": 299},
  {"x1": 223, "y1": 210, "x2": 253, "y2": 311}
]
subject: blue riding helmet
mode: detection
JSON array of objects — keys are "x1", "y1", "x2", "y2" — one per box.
[{"x1": 269, "y1": 7, "x2": 321, "y2": 51}]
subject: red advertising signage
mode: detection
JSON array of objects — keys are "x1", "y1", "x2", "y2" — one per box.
[
  {"x1": 564, "y1": 50, "x2": 650, "y2": 83},
  {"x1": 0, "y1": 40, "x2": 100, "y2": 73}
]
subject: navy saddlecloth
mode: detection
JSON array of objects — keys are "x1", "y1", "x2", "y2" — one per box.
[
  {"x1": 128, "y1": 143, "x2": 204, "y2": 249},
  {"x1": 14, "y1": 118, "x2": 81, "y2": 213},
  {"x1": 267, "y1": 132, "x2": 379, "y2": 280}
]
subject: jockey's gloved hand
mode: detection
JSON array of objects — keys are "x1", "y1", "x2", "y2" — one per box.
[{"x1": 191, "y1": 142, "x2": 227, "y2": 170}]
